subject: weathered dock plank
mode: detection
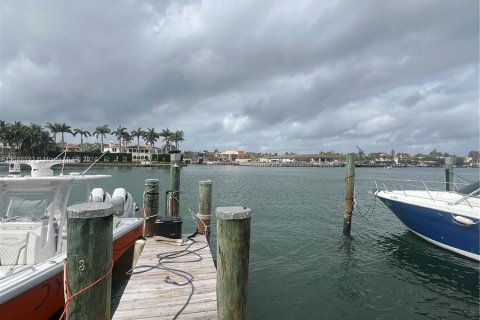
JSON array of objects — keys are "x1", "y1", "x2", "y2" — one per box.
[{"x1": 112, "y1": 234, "x2": 217, "y2": 320}]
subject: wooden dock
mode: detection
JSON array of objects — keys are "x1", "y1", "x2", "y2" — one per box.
[{"x1": 112, "y1": 234, "x2": 217, "y2": 320}]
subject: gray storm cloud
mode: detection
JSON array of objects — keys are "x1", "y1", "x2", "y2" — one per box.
[{"x1": 1, "y1": 0, "x2": 478, "y2": 155}]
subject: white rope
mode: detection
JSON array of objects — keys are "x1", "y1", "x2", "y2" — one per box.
[
  {"x1": 161, "y1": 192, "x2": 212, "y2": 233},
  {"x1": 187, "y1": 209, "x2": 210, "y2": 229}
]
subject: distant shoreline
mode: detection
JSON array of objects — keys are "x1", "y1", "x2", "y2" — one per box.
[
  {"x1": 0, "y1": 160, "x2": 476, "y2": 169},
  {"x1": 0, "y1": 161, "x2": 173, "y2": 168}
]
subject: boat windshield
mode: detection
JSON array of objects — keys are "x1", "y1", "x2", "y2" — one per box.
[
  {"x1": 0, "y1": 186, "x2": 70, "y2": 221},
  {"x1": 457, "y1": 180, "x2": 480, "y2": 196}
]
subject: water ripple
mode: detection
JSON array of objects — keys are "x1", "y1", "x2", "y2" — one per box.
[{"x1": 66, "y1": 165, "x2": 480, "y2": 320}]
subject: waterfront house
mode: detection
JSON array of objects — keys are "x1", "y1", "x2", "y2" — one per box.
[
  {"x1": 183, "y1": 152, "x2": 204, "y2": 164},
  {"x1": 267, "y1": 153, "x2": 342, "y2": 165},
  {"x1": 104, "y1": 142, "x2": 161, "y2": 162},
  {"x1": 59, "y1": 143, "x2": 81, "y2": 152},
  {"x1": 221, "y1": 150, "x2": 246, "y2": 162}
]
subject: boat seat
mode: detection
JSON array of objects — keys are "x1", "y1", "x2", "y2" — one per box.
[
  {"x1": 0, "y1": 230, "x2": 39, "y2": 277},
  {"x1": 0, "y1": 223, "x2": 56, "y2": 278},
  {"x1": 0, "y1": 265, "x2": 32, "y2": 278}
]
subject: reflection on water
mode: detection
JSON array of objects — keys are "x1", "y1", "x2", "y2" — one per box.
[
  {"x1": 329, "y1": 230, "x2": 480, "y2": 320},
  {"x1": 378, "y1": 231, "x2": 479, "y2": 298},
  {"x1": 3, "y1": 165, "x2": 479, "y2": 319},
  {"x1": 376, "y1": 231, "x2": 479, "y2": 319}
]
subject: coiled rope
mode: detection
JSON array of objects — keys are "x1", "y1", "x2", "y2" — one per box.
[{"x1": 126, "y1": 234, "x2": 208, "y2": 320}]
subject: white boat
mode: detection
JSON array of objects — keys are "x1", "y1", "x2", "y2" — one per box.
[
  {"x1": 0, "y1": 160, "x2": 143, "y2": 319},
  {"x1": 375, "y1": 179, "x2": 480, "y2": 261}
]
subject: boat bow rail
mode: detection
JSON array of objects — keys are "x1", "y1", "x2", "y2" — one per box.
[
  {"x1": 375, "y1": 179, "x2": 477, "y2": 201},
  {"x1": 375, "y1": 179, "x2": 480, "y2": 218},
  {"x1": 374, "y1": 179, "x2": 480, "y2": 218}
]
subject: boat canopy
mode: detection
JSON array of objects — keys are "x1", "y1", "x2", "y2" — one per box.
[{"x1": 0, "y1": 174, "x2": 110, "y2": 192}]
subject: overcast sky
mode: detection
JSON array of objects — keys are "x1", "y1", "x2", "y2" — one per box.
[{"x1": 1, "y1": 0, "x2": 478, "y2": 155}]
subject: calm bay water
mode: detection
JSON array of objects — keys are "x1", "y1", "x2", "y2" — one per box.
[{"x1": 7, "y1": 164, "x2": 479, "y2": 319}]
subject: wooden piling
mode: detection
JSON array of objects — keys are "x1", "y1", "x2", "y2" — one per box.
[
  {"x1": 132, "y1": 238, "x2": 146, "y2": 268},
  {"x1": 216, "y1": 206, "x2": 251, "y2": 320},
  {"x1": 197, "y1": 180, "x2": 213, "y2": 234},
  {"x1": 66, "y1": 202, "x2": 113, "y2": 320},
  {"x1": 144, "y1": 179, "x2": 159, "y2": 236},
  {"x1": 168, "y1": 151, "x2": 181, "y2": 216},
  {"x1": 445, "y1": 156, "x2": 454, "y2": 191},
  {"x1": 343, "y1": 153, "x2": 355, "y2": 235}
]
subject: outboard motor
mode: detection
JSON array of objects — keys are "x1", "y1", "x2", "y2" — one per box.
[
  {"x1": 8, "y1": 162, "x2": 21, "y2": 175},
  {"x1": 112, "y1": 188, "x2": 127, "y2": 216},
  {"x1": 90, "y1": 188, "x2": 112, "y2": 203},
  {"x1": 112, "y1": 188, "x2": 136, "y2": 217}
]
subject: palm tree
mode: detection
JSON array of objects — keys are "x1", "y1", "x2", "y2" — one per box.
[
  {"x1": 73, "y1": 128, "x2": 91, "y2": 152},
  {"x1": 160, "y1": 128, "x2": 172, "y2": 152},
  {"x1": 0, "y1": 120, "x2": 7, "y2": 149},
  {"x1": 94, "y1": 125, "x2": 111, "y2": 152},
  {"x1": 0, "y1": 122, "x2": 52, "y2": 158},
  {"x1": 38, "y1": 131, "x2": 53, "y2": 158},
  {"x1": 11, "y1": 121, "x2": 26, "y2": 155},
  {"x1": 46, "y1": 122, "x2": 59, "y2": 144},
  {"x1": 171, "y1": 130, "x2": 184, "y2": 150},
  {"x1": 2, "y1": 123, "x2": 15, "y2": 156},
  {"x1": 123, "y1": 132, "x2": 133, "y2": 150},
  {"x1": 57, "y1": 123, "x2": 73, "y2": 147},
  {"x1": 27, "y1": 123, "x2": 43, "y2": 157},
  {"x1": 143, "y1": 128, "x2": 159, "y2": 161},
  {"x1": 58, "y1": 123, "x2": 73, "y2": 147},
  {"x1": 113, "y1": 125, "x2": 127, "y2": 153},
  {"x1": 45, "y1": 122, "x2": 63, "y2": 151},
  {"x1": 131, "y1": 127, "x2": 145, "y2": 163}
]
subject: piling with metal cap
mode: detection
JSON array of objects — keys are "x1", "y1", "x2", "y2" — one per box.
[
  {"x1": 143, "y1": 179, "x2": 159, "y2": 236},
  {"x1": 167, "y1": 150, "x2": 181, "y2": 216},
  {"x1": 444, "y1": 156, "x2": 454, "y2": 191},
  {"x1": 197, "y1": 180, "x2": 212, "y2": 234},
  {"x1": 66, "y1": 202, "x2": 113, "y2": 320},
  {"x1": 216, "y1": 206, "x2": 251, "y2": 320},
  {"x1": 343, "y1": 153, "x2": 355, "y2": 235}
]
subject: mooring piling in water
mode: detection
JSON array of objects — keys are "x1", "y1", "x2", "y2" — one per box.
[
  {"x1": 343, "y1": 153, "x2": 356, "y2": 235},
  {"x1": 444, "y1": 156, "x2": 454, "y2": 191},
  {"x1": 143, "y1": 179, "x2": 159, "y2": 236},
  {"x1": 167, "y1": 150, "x2": 181, "y2": 216},
  {"x1": 66, "y1": 202, "x2": 113, "y2": 320},
  {"x1": 197, "y1": 180, "x2": 213, "y2": 235},
  {"x1": 216, "y1": 206, "x2": 252, "y2": 320}
]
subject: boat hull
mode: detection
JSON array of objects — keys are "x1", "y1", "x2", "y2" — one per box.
[
  {"x1": 0, "y1": 222, "x2": 143, "y2": 320},
  {"x1": 377, "y1": 195, "x2": 480, "y2": 261}
]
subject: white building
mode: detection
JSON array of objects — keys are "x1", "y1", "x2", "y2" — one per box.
[
  {"x1": 221, "y1": 150, "x2": 246, "y2": 162},
  {"x1": 104, "y1": 142, "x2": 162, "y2": 161}
]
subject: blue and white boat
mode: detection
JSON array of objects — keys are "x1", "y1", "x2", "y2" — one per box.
[{"x1": 375, "y1": 179, "x2": 480, "y2": 261}]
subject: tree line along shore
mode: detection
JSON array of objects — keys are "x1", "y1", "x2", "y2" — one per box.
[
  {"x1": 0, "y1": 120, "x2": 184, "y2": 158},
  {"x1": 0, "y1": 120, "x2": 478, "y2": 168}
]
